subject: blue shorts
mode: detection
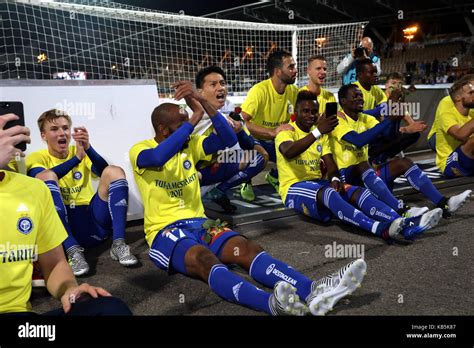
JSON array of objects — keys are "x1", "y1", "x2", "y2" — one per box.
[
  {"x1": 66, "y1": 193, "x2": 112, "y2": 248},
  {"x1": 254, "y1": 139, "x2": 276, "y2": 163},
  {"x1": 428, "y1": 134, "x2": 436, "y2": 152},
  {"x1": 199, "y1": 161, "x2": 240, "y2": 186},
  {"x1": 284, "y1": 180, "x2": 332, "y2": 223},
  {"x1": 149, "y1": 218, "x2": 240, "y2": 274},
  {"x1": 443, "y1": 146, "x2": 474, "y2": 178},
  {"x1": 340, "y1": 163, "x2": 394, "y2": 191}
]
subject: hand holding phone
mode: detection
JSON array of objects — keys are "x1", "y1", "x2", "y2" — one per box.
[
  {"x1": 325, "y1": 102, "x2": 338, "y2": 118},
  {"x1": 0, "y1": 102, "x2": 27, "y2": 151}
]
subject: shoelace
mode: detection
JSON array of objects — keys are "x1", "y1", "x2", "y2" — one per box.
[{"x1": 114, "y1": 242, "x2": 131, "y2": 259}]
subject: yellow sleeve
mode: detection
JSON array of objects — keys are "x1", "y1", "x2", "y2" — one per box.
[
  {"x1": 26, "y1": 151, "x2": 47, "y2": 173},
  {"x1": 129, "y1": 142, "x2": 150, "y2": 176},
  {"x1": 331, "y1": 117, "x2": 353, "y2": 141},
  {"x1": 438, "y1": 109, "x2": 460, "y2": 134},
  {"x1": 275, "y1": 130, "x2": 294, "y2": 150},
  {"x1": 189, "y1": 135, "x2": 213, "y2": 163},
  {"x1": 374, "y1": 86, "x2": 387, "y2": 105},
  {"x1": 37, "y1": 183, "x2": 68, "y2": 254},
  {"x1": 321, "y1": 135, "x2": 332, "y2": 156},
  {"x1": 241, "y1": 84, "x2": 263, "y2": 118}
]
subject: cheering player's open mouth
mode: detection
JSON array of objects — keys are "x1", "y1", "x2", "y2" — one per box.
[
  {"x1": 57, "y1": 138, "x2": 68, "y2": 149},
  {"x1": 215, "y1": 92, "x2": 226, "y2": 107}
]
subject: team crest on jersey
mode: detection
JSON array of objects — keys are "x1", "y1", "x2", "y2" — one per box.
[
  {"x1": 73, "y1": 171, "x2": 82, "y2": 180},
  {"x1": 183, "y1": 160, "x2": 192, "y2": 170},
  {"x1": 317, "y1": 144, "x2": 322, "y2": 152},
  {"x1": 17, "y1": 216, "x2": 33, "y2": 235}
]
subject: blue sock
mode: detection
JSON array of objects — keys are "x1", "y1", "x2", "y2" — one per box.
[
  {"x1": 404, "y1": 165, "x2": 444, "y2": 205},
  {"x1": 208, "y1": 264, "x2": 272, "y2": 315},
  {"x1": 362, "y1": 168, "x2": 403, "y2": 212},
  {"x1": 249, "y1": 251, "x2": 313, "y2": 301},
  {"x1": 217, "y1": 153, "x2": 265, "y2": 192},
  {"x1": 45, "y1": 180, "x2": 79, "y2": 251},
  {"x1": 351, "y1": 187, "x2": 400, "y2": 222},
  {"x1": 323, "y1": 187, "x2": 386, "y2": 236},
  {"x1": 108, "y1": 179, "x2": 129, "y2": 240}
]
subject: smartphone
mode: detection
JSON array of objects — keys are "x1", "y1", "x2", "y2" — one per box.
[
  {"x1": 0, "y1": 101, "x2": 27, "y2": 151},
  {"x1": 325, "y1": 102, "x2": 338, "y2": 118}
]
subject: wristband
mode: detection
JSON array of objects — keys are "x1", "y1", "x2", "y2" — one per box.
[
  {"x1": 331, "y1": 176, "x2": 341, "y2": 182},
  {"x1": 311, "y1": 127, "x2": 321, "y2": 140}
]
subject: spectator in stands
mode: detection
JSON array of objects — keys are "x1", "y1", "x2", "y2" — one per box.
[
  {"x1": 240, "y1": 50, "x2": 299, "y2": 194},
  {"x1": 337, "y1": 36, "x2": 381, "y2": 85},
  {"x1": 192, "y1": 66, "x2": 267, "y2": 207},
  {"x1": 129, "y1": 81, "x2": 366, "y2": 316},
  {"x1": 26, "y1": 110, "x2": 138, "y2": 276},
  {"x1": 0, "y1": 113, "x2": 132, "y2": 316},
  {"x1": 428, "y1": 74, "x2": 474, "y2": 179}
]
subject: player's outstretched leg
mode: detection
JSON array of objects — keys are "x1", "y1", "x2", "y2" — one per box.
[{"x1": 97, "y1": 165, "x2": 138, "y2": 266}]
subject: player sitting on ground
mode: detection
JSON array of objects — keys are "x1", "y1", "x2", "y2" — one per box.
[
  {"x1": 129, "y1": 81, "x2": 367, "y2": 316},
  {"x1": 276, "y1": 91, "x2": 442, "y2": 241},
  {"x1": 241, "y1": 50, "x2": 299, "y2": 194},
  {"x1": 368, "y1": 71, "x2": 427, "y2": 165},
  {"x1": 26, "y1": 109, "x2": 138, "y2": 276},
  {"x1": 193, "y1": 66, "x2": 268, "y2": 209},
  {"x1": 331, "y1": 84, "x2": 471, "y2": 219},
  {"x1": 428, "y1": 74, "x2": 474, "y2": 178},
  {"x1": 0, "y1": 113, "x2": 131, "y2": 316}
]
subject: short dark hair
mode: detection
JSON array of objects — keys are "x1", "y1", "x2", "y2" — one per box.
[
  {"x1": 338, "y1": 84, "x2": 358, "y2": 104},
  {"x1": 266, "y1": 50, "x2": 292, "y2": 76},
  {"x1": 449, "y1": 73, "x2": 474, "y2": 99},
  {"x1": 308, "y1": 55, "x2": 326, "y2": 65},
  {"x1": 355, "y1": 58, "x2": 374, "y2": 75},
  {"x1": 195, "y1": 66, "x2": 226, "y2": 89},
  {"x1": 295, "y1": 90, "x2": 318, "y2": 110},
  {"x1": 386, "y1": 72, "x2": 404, "y2": 81}
]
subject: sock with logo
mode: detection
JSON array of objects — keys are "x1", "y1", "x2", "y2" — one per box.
[
  {"x1": 108, "y1": 179, "x2": 129, "y2": 240},
  {"x1": 217, "y1": 153, "x2": 266, "y2": 192},
  {"x1": 343, "y1": 186, "x2": 400, "y2": 223},
  {"x1": 249, "y1": 251, "x2": 313, "y2": 300},
  {"x1": 404, "y1": 165, "x2": 444, "y2": 205},
  {"x1": 321, "y1": 187, "x2": 386, "y2": 236},
  {"x1": 208, "y1": 264, "x2": 272, "y2": 314},
  {"x1": 45, "y1": 180, "x2": 78, "y2": 250},
  {"x1": 362, "y1": 168, "x2": 402, "y2": 212}
]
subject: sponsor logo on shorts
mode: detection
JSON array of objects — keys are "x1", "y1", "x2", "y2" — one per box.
[
  {"x1": 337, "y1": 211, "x2": 344, "y2": 220},
  {"x1": 370, "y1": 207, "x2": 376, "y2": 216},
  {"x1": 17, "y1": 217, "x2": 33, "y2": 235},
  {"x1": 73, "y1": 171, "x2": 82, "y2": 180}
]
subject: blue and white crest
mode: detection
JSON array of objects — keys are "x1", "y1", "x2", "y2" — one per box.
[
  {"x1": 17, "y1": 217, "x2": 33, "y2": 235},
  {"x1": 183, "y1": 160, "x2": 192, "y2": 170},
  {"x1": 73, "y1": 171, "x2": 82, "y2": 180},
  {"x1": 317, "y1": 144, "x2": 322, "y2": 152}
]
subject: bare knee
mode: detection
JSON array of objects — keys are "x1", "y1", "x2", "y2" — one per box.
[
  {"x1": 101, "y1": 165, "x2": 126, "y2": 181},
  {"x1": 185, "y1": 245, "x2": 220, "y2": 281},
  {"x1": 35, "y1": 170, "x2": 58, "y2": 183},
  {"x1": 392, "y1": 158, "x2": 413, "y2": 173}
]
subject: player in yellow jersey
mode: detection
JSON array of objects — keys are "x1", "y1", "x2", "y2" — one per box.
[
  {"x1": 130, "y1": 81, "x2": 368, "y2": 316},
  {"x1": 277, "y1": 91, "x2": 441, "y2": 242},
  {"x1": 0, "y1": 113, "x2": 131, "y2": 315},
  {"x1": 428, "y1": 74, "x2": 474, "y2": 178},
  {"x1": 193, "y1": 66, "x2": 267, "y2": 207},
  {"x1": 26, "y1": 109, "x2": 138, "y2": 276},
  {"x1": 331, "y1": 84, "x2": 469, "y2": 219},
  {"x1": 299, "y1": 55, "x2": 336, "y2": 115},
  {"x1": 241, "y1": 50, "x2": 298, "y2": 193}
]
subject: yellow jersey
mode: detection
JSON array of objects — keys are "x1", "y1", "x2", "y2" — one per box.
[
  {"x1": 241, "y1": 79, "x2": 298, "y2": 137},
  {"x1": 430, "y1": 96, "x2": 474, "y2": 172},
  {"x1": 354, "y1": 81, "x2": 387, "y2": 110},
  {"x1": 26, "y1": 146, "x2": 96, "y2": 206},
  {"x1": 275, "y1": 120, "x2": 331, "y2": 202},
  {"x1": 298, "y1": 86, "x2": 337, "y2": 115},
  {"x1": 129, "y1": 136, "x2": 212, "y2": 246},
  {"x1": 0, "y1": 171, "x2": 67, "y2": 313},
  {"x1": 330, "y1": 111, "x2": 379, "y2": 169}
]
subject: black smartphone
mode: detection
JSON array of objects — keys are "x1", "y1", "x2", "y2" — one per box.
[
  {"x1": 325, "y1": 102, "x2": 338, "y2": 118},
  {"x1": 0, "y1": 101, "x2": 27, "y2": 151}
]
